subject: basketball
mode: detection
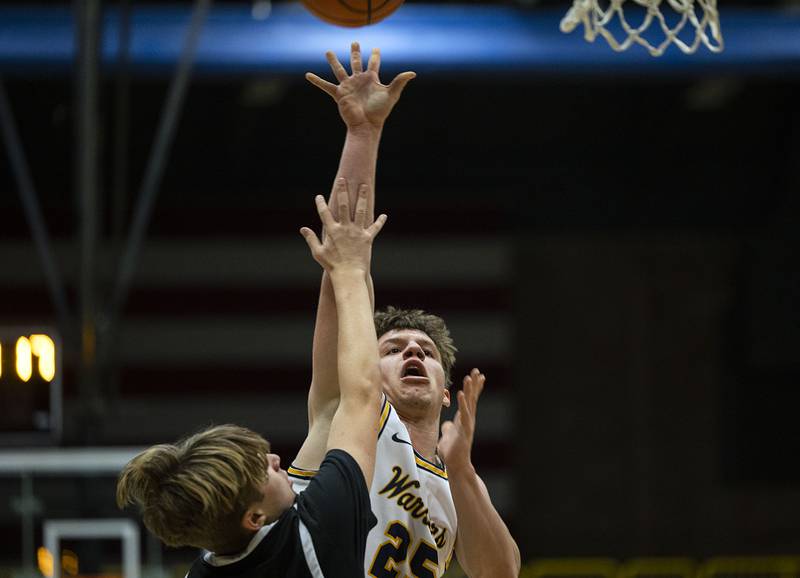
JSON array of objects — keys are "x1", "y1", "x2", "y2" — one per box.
[{"x1": 301, "y1": 0, "x2": 404, "y2": 27}]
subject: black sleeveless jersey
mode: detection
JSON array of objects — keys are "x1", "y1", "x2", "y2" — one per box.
[{"x1": 187, "y1": 450, "x2": 376, "y2": 578}]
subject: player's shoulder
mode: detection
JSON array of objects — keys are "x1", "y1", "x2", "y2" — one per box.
[
  {"x1": 378, "y1": 397, "x2": 448, "y2": 482},
  {"x1": 378, "y1": 393, "x2": 393, "y2": 437},
  {"x1": 319, "y1": 448, "x2": 365, "y2": 480},
  {"x1": 293, "y1": 448, "x2": 371, "y2": 504},
  {"x1": 294, "y1": 451, "x2": 378, "y2": 577},
  {"x1": 290, "y1": 396, "x2": 392, "y2": 486}
]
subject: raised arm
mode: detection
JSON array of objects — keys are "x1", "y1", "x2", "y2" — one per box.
[
  {"x1": 438, "y1": 369, "x2": 522, "y2": 578},
  {"x1": 294, "y1": 43, "x2": 415, "y2": 470},
  {"x1": 308, "y1": 42, "x2": 415, "y2": 219},
  {"x1": 300, "y1": 184, "x2": 386, "y2": 487}
]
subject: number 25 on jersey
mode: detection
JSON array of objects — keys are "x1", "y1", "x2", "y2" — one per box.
[{"x1": 369, "y1": 521, "x2": 439, "y2": 578}]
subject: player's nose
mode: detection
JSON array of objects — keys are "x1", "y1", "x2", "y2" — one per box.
[
  {"x1": 402, "y1": 342, "x2": 425, "y2": 360},
  {"x1": 267, "y1": 453, "x2": 281, "y2": 470}
]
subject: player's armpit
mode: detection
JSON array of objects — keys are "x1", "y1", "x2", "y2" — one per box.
[
  {"x1": 293, "y1": 397, "x2": 338, "y2": 471},
  {"x1": 292, "y1": 420, "x2": 331, "y2": 470}
]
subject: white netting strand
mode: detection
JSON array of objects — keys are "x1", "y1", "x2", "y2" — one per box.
[{"x1": 560, "y1": 0, "x2": 724, "y2": 57}]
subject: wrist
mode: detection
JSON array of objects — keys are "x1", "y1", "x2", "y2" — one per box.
[
  {"x1": 444, "y1": 458, "x2": 475, "y2": 478},
  {"x1": 329, "y1": 266, "x2": 368, "y2": 280},
  {"x1": 346, "y1": 123, "x2": 383, "y2": 139}
]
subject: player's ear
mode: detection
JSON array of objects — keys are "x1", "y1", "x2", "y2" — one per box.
[
  {"x1": 241, "y1": 504, "x2": 267, "y2": 531},
  {"x1": 442, "y1": 388, "x2": 451, "y2": 408}
]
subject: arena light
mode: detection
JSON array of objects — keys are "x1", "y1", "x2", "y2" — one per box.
[
  {"x1": 37, "y1": 547, "x2": 54, "y2": 578},
  {"x1": 12, "y1": 334, "x2": 56, "y2": 382},
  {"x1": 61, "y1": 549, "x2": 79, "y2": 576},
  {"x1": 0, "y1": 327, "x2": 62, "y2": 443},
  {"x1": 15, "y1": 336, "x2": 32, "y2": 382},
  {"x1": 35, "y1": 547, "x2": 80, "y2": 578},
  {"x1": 31, "y1": 334, "x2": 56, "y2": 382}
]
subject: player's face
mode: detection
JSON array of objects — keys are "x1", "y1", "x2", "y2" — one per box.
[
  {"x1": 256, "y1": 453, "x2": 295, "y2": 523},
  {"x1": 378, "y1": 329, "x2": 449, "y2": 414}
]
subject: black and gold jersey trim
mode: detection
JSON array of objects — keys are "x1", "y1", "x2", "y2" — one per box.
[
  {"x1": 382, "y1": 397, "x2": 448, "y2": 480},
  {"x1": 413, "y1": 452, "x2": 448, "y2": 480},
  {"x1": 289, "y1": 396, "x2": 392, "y2": 480},
  {"x1": 377, "y1": 395, "x2": 392, "y2": 439},
  {"x1": 287, "y1": 465, "x2": 317, "y2": 479}
]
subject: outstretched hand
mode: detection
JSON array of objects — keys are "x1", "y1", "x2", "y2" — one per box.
[
  {"x1": 438, "y1": 368, "x2": 486, "y2": 474},
  {"x1": 306, "y1": 42, "x2": 416, "y2": 131},
  {"x1": 301, "y1": 178, "x2": 387, "y2": 273}
]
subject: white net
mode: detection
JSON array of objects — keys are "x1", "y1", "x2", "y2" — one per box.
[{"x1": 560, "y1": 0, "x2": 724, "y2": 57}]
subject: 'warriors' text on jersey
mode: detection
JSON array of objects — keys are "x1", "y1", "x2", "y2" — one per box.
[{"x1": 290, "y1": 395, "x2": 457, "y2": 577}]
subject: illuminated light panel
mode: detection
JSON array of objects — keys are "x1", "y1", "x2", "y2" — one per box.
[
  {"x1": 37, "y1": 547, "x2": 54, "y2": 578},
  {"x1": 31, "y1": 334, "x2": 56, "y2": 382},
  {"x1": 16, "y1": 336, "x2": 32, "y2": 382},
  {"x1": 62, "y1": 549, "x2": 79, "y2": 576}
]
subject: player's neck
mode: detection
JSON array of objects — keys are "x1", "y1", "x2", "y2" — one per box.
[{"x1": 397, "y1": 411, "x2": 440, "y2": 463}]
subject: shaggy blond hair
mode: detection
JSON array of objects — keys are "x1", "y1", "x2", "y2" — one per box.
[
  {"x1": 375, "y1": 306, "x2": 458, "y2": 386},
  {"x1": 116, "y1": 424, "x2": 270, "y2": 554}
]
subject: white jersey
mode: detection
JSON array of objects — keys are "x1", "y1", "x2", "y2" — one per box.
[{"x1": 290, "y1": 395, "x2": 457, "y2": 577}]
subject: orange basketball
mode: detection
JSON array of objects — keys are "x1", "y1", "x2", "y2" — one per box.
[{"x1": 301, "y1": 0, "x2": 404, "y2": 27}]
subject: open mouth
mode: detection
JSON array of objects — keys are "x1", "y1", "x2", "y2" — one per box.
[{"x1": 401, "y1": 360, "x2": 428, "y2": 381}]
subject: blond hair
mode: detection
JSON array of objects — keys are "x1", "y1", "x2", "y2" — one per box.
[
  {"x1": 374, "y1": 306, "x2": 458, "y2": 386},
  {"x1": 116, "y1": 424, "x2": 270, "y2": 554}
]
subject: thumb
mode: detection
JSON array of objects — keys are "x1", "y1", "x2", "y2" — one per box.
[
  {"x1": 305, "y1": 72, "x2": 338, "y2": 99},
  {"x1": 388, "y1": 71, "x2": 416, "y2": 100},
  {"x1": 437, "y1": 421, "x2": 455, "y2": 456},
  {"x1": 300, "y1": 227, "x2": 323, "y2": 254},
  {"x1": 440, "y1": 420, "x2": 455, "y2": 436},
  {"x1": 367, "y1": 214, "x2": 388, "y2": 238}
]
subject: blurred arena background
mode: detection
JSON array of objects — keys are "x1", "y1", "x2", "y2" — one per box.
[{"x1": 0, "y1": 0, "x2": 799, "y2": 576}]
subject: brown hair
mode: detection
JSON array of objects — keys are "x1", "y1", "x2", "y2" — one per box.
[
  {"x1": 375, "y1": 306, "x2": 457, "y2": 386},
  {"x1": 116, "y1": 424, "x2": 270, "y2": 554}
]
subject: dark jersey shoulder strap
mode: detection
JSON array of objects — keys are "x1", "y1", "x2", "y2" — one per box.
[{"x1": 294, "y1": 449, "x2": 377, "y2": 578}]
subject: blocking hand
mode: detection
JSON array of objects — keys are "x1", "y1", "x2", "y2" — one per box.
[
  {"x1": 437, "y1": 368, "x2": 486, "y2": 474},
  {"x1": 306, "y1": 42, "x2": 416, "y2": 131},
  {"x1": 301, "y1": 178, "x2": 387, "y2": 273}
]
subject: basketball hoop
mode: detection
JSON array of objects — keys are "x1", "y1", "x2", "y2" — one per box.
[{"x1": 560, "y1": 0, "x2": 724, "y2": 56}]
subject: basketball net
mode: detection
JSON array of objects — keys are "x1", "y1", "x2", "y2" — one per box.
[{"x1": 560, "y1": 0, "x2": 724, "y2": 56}]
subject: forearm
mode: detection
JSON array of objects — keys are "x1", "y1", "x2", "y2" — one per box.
[
  {"x1": 311, "y1": 270, "x2": 374, "y2": 394},
  {"x1": 309, "y1": 127, "x2": 381, "y2": 409},
  {"x1": 332, "y1": 126, "x2": 382, "y2": 221},
  {"x1": 329, "y1": 268, "x2": 380, "y2": 400},
  {"x1": 451, "y1": 465, "x2": 521, "y2": 578},
  {"x1": 309, "y1": 274, "x2": 339, "y2": 416}
]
